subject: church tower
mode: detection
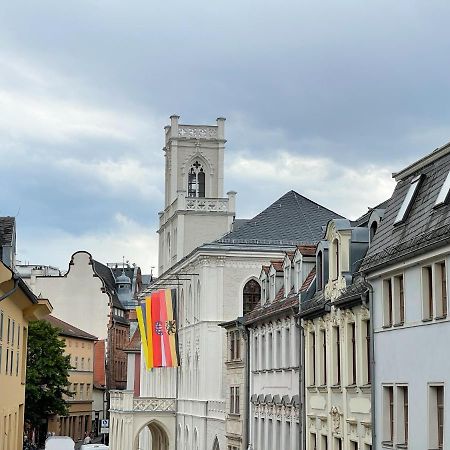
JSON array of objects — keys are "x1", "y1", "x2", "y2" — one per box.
[{"x1": 158, "y1": 115, "x2": 236, "y2": 274}]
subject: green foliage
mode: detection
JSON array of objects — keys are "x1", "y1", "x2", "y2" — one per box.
[{"x1": 25, "y1": 320, "x2": 73, "y2": 427}]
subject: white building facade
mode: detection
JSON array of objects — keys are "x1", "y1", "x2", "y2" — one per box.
[
  {"x1": 109, "y1": 116, "x2": 344, "y2": 450},
  {"x1": 362, "y1": 144, "x2": 450, "y2": 450}
]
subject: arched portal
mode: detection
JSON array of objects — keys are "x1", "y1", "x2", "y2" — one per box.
[{"x1": 134, "y1": 420, "x2": 170, "y2": 450}]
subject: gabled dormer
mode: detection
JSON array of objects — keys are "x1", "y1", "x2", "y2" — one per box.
[
  {"x1": 323, "y1": 219, "x2": 369, "y2": 300},
  {"x1": 283, "y1": 252, "x2": 295, "y2": 296},
  {"x1": 293, "y1": 245, "x2": 316, "y2": 293},
  {"x1": 268, "y1": 261, "x2": 284, "y2": 302},
  {"x1": 315, "y1": 241, "x2": 329, "y2": 293},
  {"x1": 259, "y1": 266, "x2": 270, "y2": 305}
]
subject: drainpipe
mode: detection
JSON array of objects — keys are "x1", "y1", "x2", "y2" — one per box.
[
  {"x1": 368, "y1": 284, "x2": 376, "y2": 447},
  {"x1": 298, "y1": 317, "x2": 306, "y2": 450},
  {"x1": 0, "y1": 278, "x2": 19, "y2": 302},
  {"x1": 244, "y1": 322, "x2": 251, "y2": 450}
]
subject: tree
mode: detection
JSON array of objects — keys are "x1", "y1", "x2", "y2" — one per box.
[{"x1": 25, "y1": 320, "x2": 73, "y2": 429}]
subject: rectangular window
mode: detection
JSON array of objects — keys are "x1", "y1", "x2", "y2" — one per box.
[
  {"x1": 0, "y1": 310, "x2": 3, "y2": 341},
  {"x1": 321, "y1": 329, "x2": 327, "y2": 386},
  {"x1": 230, "y1": 386, "x2": 240, "y2": 414},
  {"x1": 334, "y1": 326, "x2": 341, "y2": 385},
  {"x1": 17, "y1": 325, "x2": 20, "y2": 349},
  {"x1": 394, "y1": 174, "x2": 423, "y2": 225},
  {"x1": 383, "y1": 279, "x2": 393, "y2": 327},
  {"x1": 6, "y1": 348, "x2": 9, "y2": 375},
  {"x1": 394, "y1": 274, "x2": 405, "y2": 325},
  {"x1": 310, "y1": 432, "x2": 316, "y2": 450},
  {"x1": 268, "y1": 332, "x2": 273, "y2": 370},
  {"x1": 365, "y1": 320, "x2": 371, "y2": 385},
  {"x1": 11, "y1": 321, "x2": 15, "y2": 347},
  {"x1": 383, "y1": 385, "x2": 394, "y2": 444},
  {"x1": 334, "y1": 437, "x2": 342, "y2": 450},
  {"x1": 81, "y1": 357, "x2": 84, "y2": 370},
  {"x1": 21, "y1": 327, "x2": 27, "y2": 383},
  {"x1": 429, "y1": 385, "x2": 444, "y2": 450},
  {"x1": 310, "y1": 331, "x2": 316, "y2": 386},
  {"x1": 349, "y1": 322, "x2": 357, "y2": 385},
  {"x1": 435, "y1": 171, "x2": 450, "y2": 207},
  {"x1": 7, "y1": 318, "x2": 10, "y2": 344},
  {"x1": 276, "y1": 329, "x2": 282, "y2": 368},
  {"x1": 350, "y1": 442, "x2": 358, "y2": 450},
  {"x1": 321, "y1": 434, "x2": 328, "y2": 450},
  {"x1": 436, "y1": 261, "x2": 448, "y2": 318},
  {"x1": 74, "y1": 356, "x2": 78, "y2": 369},
  {"x1": 397, "y1": 386, "x2": 408, "y2": 446},
  {"x1": 422, "y1": 266, "x2": 433, "y2": 320}
]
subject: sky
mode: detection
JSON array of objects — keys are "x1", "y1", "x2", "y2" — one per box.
[{"x1": 1, "y1": 0, "x2": 450, "y2": 273}]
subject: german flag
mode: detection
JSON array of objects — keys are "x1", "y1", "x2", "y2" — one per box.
[{"x1": 136, "y1": 288, "x2": 179, "y2": 369}]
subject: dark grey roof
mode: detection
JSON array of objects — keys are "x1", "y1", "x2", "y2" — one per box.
[
  {"x1": 362, "y1": 148, "x2": 450, "y2": 271},
  {"x1": 92, "y1": 259, "x2": 125, "y2": 310},
  {"x1": 351, "y1": 199, "x2": 390, "y2": 227},
  {"x1": 299, "y1": 291, "x2": 329, "y2": 319},
  {"x1": 216, "y1": 190, "x2": 345, "y2": 246},
  {"x1": 0, "y1": 216, "x2": 15, "y2": 246},
  {"x1": 332, "y1": 279, "x2": 371, "y2": 307}
]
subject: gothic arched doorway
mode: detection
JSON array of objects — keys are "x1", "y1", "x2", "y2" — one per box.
[{"x1": 135, "y1": 420, "x2": 170, "y2": 450}]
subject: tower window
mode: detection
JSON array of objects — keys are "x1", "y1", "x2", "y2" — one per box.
[{"x1": 187, "y1": 161, "x2": 206, "y2": 198}]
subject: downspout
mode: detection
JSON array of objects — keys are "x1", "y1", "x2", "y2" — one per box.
[
  {"x1": 368, "y1": 284, "x2": 376, "y2": 448},
  {"x1": 291, "y1": 305, "x2": 303, "y2": 450},
  {"x1": 0, "y1": 278, "x2": 19, "y2": 302},
  {"x1": 244, "y1": 323, "x2": 251, "y2": 450},
  {"x1": 300, "y1": 321, "x2": 306, "y2": 450}
]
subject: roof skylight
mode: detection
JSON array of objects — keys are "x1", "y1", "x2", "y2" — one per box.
[
  {"x1": 394, "y1": 174, "x2": 423, "y2": 225},
  {"x1": 434, "y1": 171, "x2": 450, "y2": 208}
]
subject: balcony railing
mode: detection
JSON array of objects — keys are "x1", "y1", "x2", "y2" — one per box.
[{"x1": 110, "y1": 390, "x2": 176, "y2": 413}]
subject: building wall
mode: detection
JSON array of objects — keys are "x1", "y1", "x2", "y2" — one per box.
[
  {"x1": 303, "y1": 304, "x2": 372, "y2": 450},
  {"x1": 249, "y1": 315, "x2": 300, "y2": 450},
  {"x1": 32, "y1": 252, "x2": 109, "y2": 340},
  {"x1": 47, "y1": 334, "x2": 95, "y2": 441},
  {"x1": 369, "y1": 247, "x2": 450, "y2": 449},
  {"x1": 0, "y1": 294, "x2": 28, "y2": 450}
]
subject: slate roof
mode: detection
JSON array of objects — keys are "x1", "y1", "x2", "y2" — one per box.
[
  {"x1": 45, "y1": 315, "x2": 97, "y2": 341},
  {"x1": 92, "y1": 259, "x2": 124, "y2": 310},
  {"x1": 216, "y1": 190, "x2": 344, "y2": 246},
  {"x1": 351, "y1": 199, "x2": 391, "y2": 228},
  {"x1": 0, "y1": 217, "x2": 15, "y2": 246},
  {"x1": 332, "y1": 279, "x2": 371, "y2": 307},
  {"x1": 362, "y1": 145, "x2": 450, "y2": 272}
]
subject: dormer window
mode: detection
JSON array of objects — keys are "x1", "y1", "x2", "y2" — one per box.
[
  {"x1": 394, "y1": 174, "x2": 423, "y2": 225},
  {"x1": 434, "y1": 171, "x2": 450, "y2": 208},
  {"x1": 284, "y1": 265, "x2": 291, "y2": 294},
  {"x1": 187, "y1": 161, "x2": 206, "y2": 198},
  {"x1": 317, "y1": 251, "x2": 323, "y2": 291},
  {"x1": 369, "y1": 221, "x2": 378, "y2": 243},
  {"x1": 294, "y1": 259, "x2": 301, "y2": 292},
  {"x1": 333, "y1": 239, "x2": 340, "y2": 280}
]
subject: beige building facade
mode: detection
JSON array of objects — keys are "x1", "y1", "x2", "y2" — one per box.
[
  {"x1": 44, "y1": 315, "x2": 97, "y2": 442},
  {"x1": 0, "y1": 260, "x2": 52, "y2": 450},
  {"x1": 300, "y1": 210, "x2": 385, "y2": 450}
]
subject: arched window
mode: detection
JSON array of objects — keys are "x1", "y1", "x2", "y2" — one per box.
[
  {"x1": 317, "y1": 251, "x2": 323, "y2": 291},
  {"x1": 333, "y1": 239, "x2": 339, "y2": 279},
  {"x1": 212, "y1": 436, "x2": 220, "y2": 450},
  {"x1": 370, "y1": 221, "x2": 378, "y2": 243},
  {"x1": 188, "y1": 161, "x2": 206, "y2": 198},
  {"x1": 243, "y1": 280, "x2": 261, "y2": 315}
]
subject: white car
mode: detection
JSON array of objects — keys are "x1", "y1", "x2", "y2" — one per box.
[{"x1": 45, "y1": 436, "x2": 75, "y2": 450}]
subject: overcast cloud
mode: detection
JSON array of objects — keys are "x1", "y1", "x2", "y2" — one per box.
[{"x1": 1, "y1": 0, "x2": 450, "y2": 273}]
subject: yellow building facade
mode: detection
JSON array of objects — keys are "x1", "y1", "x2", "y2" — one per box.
[
  {"x1": 44, "y1": 316, "x2": 97, "y2": 442},
  {"x1": 0, "y1": 261, "x2": 52, "y2": 450}
]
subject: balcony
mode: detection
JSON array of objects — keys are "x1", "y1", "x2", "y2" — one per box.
[{"x1": 110, "y1": 390, "x2": 176, "y2": 414}]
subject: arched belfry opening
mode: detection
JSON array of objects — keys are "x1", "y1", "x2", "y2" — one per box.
[
  {"x1": 243, "y1": 279, "x2": 261, "y2": 315},
  {"x1": 188, "y1": 160, "x2": 206, "y2": 198}
]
